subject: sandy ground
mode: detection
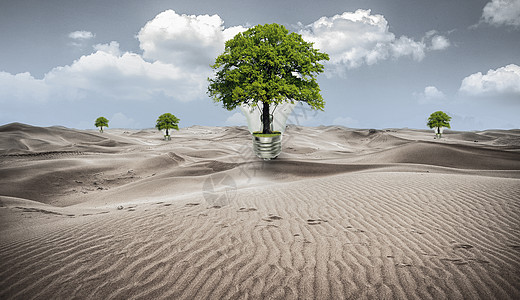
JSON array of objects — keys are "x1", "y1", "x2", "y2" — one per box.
[{"x1": 1, "y1": 122, "x2": 519, "y2": 299}]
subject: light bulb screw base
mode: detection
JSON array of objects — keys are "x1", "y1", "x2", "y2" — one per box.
[{"x1": 252, "y1": 134, "x2": 282, "y2": 160}]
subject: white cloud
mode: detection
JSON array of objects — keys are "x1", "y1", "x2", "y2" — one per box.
[
  {"x1": 137, "y1": 10, "x2": 246, "y2": 70},
  {"x1": 415, "y1": 86, "x2": 446, "y2": 104},
  {"x1": 0, "y1": 41, "x2": 206, "y2": 105},
  {"x1": 460, "y1": 64, "x2": 520, "y2": 96},
  {"x1": 0, "y1": 10, "x2": 251, "y2": 112},
  {"x1": 68, "y1": 31, "x2": 95, "y2": 40},
  {"x1": 225, "y1": 112, "x2": 247, "y2": 126},
  {"x1": 481, "y1": 0, "x2": 520, "y2": 28},
  {"x1": 46, "y1": 42, "x2": 205, "y2": 101},
  {"x1": 391, "y1": 36, "x2": 426, "y2": 61},
  {"x1": 93, "y1": 41, "x2": 121, "y2": 56},
  {"x1": 299, "y1": 10, "x2": 449, "y2": 71},
  {"x1": 0, "y1": 71, "x2": 49, "y2": 103},
  {"x1": 430, "y1": 35, "x2": 450, "y2": 50},
  {"x1": 424, "y1": 86, "x2": 446, "y2": 99}
]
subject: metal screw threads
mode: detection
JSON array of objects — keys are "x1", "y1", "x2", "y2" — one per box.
[{"x1": 252, "y1": 134, "x2": 282, "y2": 160}]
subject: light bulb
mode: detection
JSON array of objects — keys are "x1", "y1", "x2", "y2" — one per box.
[
  {"x1": 240, "y1": 102, "x2": 296, "y2": 160},
  {"x1": 161, "y1": 129, "x2": 171, "y2": 140}
]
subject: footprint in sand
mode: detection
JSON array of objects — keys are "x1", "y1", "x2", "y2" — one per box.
[
  {"x1": 237, "y1": 207, "x2": 257, "y2": 212},
  {"x1": 185, "y1": 203, "x2": 200, "y2": 207},
  {"x1": 453, "y1": 244, "x2": 473, "y2": 250},
  {"x1": 307, "y1": 218, "x2": 327, "y2": 225},
  {"x1": 395, "y1": 263, "x2": 412, "y2": 267},
  {"x1": 262, "y1": 214, "x2": 282, "y2": 222},
  {"x1": 441, "y1": 257, "x2": 489, "y2": 265}
]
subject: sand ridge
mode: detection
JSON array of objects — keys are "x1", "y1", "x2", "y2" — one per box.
[{"x1": 1, "y1": 123, "x2": 519, "y2": 299}]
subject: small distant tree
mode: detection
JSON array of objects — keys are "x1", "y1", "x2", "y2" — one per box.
[
  {"x1": 427, "y1": 111, "x2": 451, "y2": 138},
  {"x1": 95, "y1": 117, "x2": 109, "y2": 133},
  {"x1": 156, "y1": 113, "x2": 180, "y2": 140}
]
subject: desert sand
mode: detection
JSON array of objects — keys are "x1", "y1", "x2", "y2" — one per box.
[{"x1": 1, "y1": 122, "x2": 519, "y2": 299}]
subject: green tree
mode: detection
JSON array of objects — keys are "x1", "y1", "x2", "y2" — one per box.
[
  {"x1": 156, "y1": 113, "x2": 180, "y2": 140},
  {"x1": 95, "y1": 117, "x2": 109, "y2": 133},
  {"x1": 208, "y1": 23, "x2": 329, "y2": 134},
  {"x1": 427, "y1": 111, "x2": 451, "y2": 138}
]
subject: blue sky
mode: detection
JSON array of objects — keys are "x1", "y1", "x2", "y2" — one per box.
[{"x1": 0, "y1": 0, "x2": 519, "y2": 130}]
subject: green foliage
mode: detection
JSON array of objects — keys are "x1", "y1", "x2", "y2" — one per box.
[
  {"x1": 155, "y1": 113, "x2": 180, "y2": 137},
  {"x1": 427, "y1": 111, "x2": 451, "y2": 136},
  {"x1": 95, "y1": 117, "x2": 109, "y2": 132},
  {"x1": 207, "y1": 23, "x2": 329, "y2": 133},
  {"x1": 427, "y1": 111, "x2": 451, "y2": 129}
]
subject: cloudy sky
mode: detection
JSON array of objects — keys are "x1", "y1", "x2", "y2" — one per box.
[{"x1": 1, "y1": 0, "x2": 519, "y2": 130}]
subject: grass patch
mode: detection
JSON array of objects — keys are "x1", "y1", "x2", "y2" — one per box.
[{"x1": 253, "y1": 131, "x2": 281, "y2": 137}]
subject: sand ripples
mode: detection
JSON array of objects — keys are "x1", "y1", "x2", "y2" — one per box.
[{"x1": 1, "y1": 172, "x2": 519, "y2": 299}]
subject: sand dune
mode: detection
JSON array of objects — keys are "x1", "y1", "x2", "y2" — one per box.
[{"x1": 1, "y1": 123, "x2": 519, "y2": 299}]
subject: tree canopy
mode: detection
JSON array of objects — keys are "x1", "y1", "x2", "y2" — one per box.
[
  {"x1": 155, "y1": 113, "x2": 180, "y2": 137},
  {"x1": 95, "y1": 117, "x2": 109, "y2": 132},
  {"x1": 207, "y1": 23, "x2": 329, "y2": 133},
  {"x1": 427, "y1": 111, "x2": 451, "y2": 135}
]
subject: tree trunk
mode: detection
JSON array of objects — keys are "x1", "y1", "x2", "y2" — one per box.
[
  {"x1": 261, "y1": 101, "x2": 271, "y2": 134},
  {"x1": 166, "y1": 128, "x2": 169, "y2": 136}
]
